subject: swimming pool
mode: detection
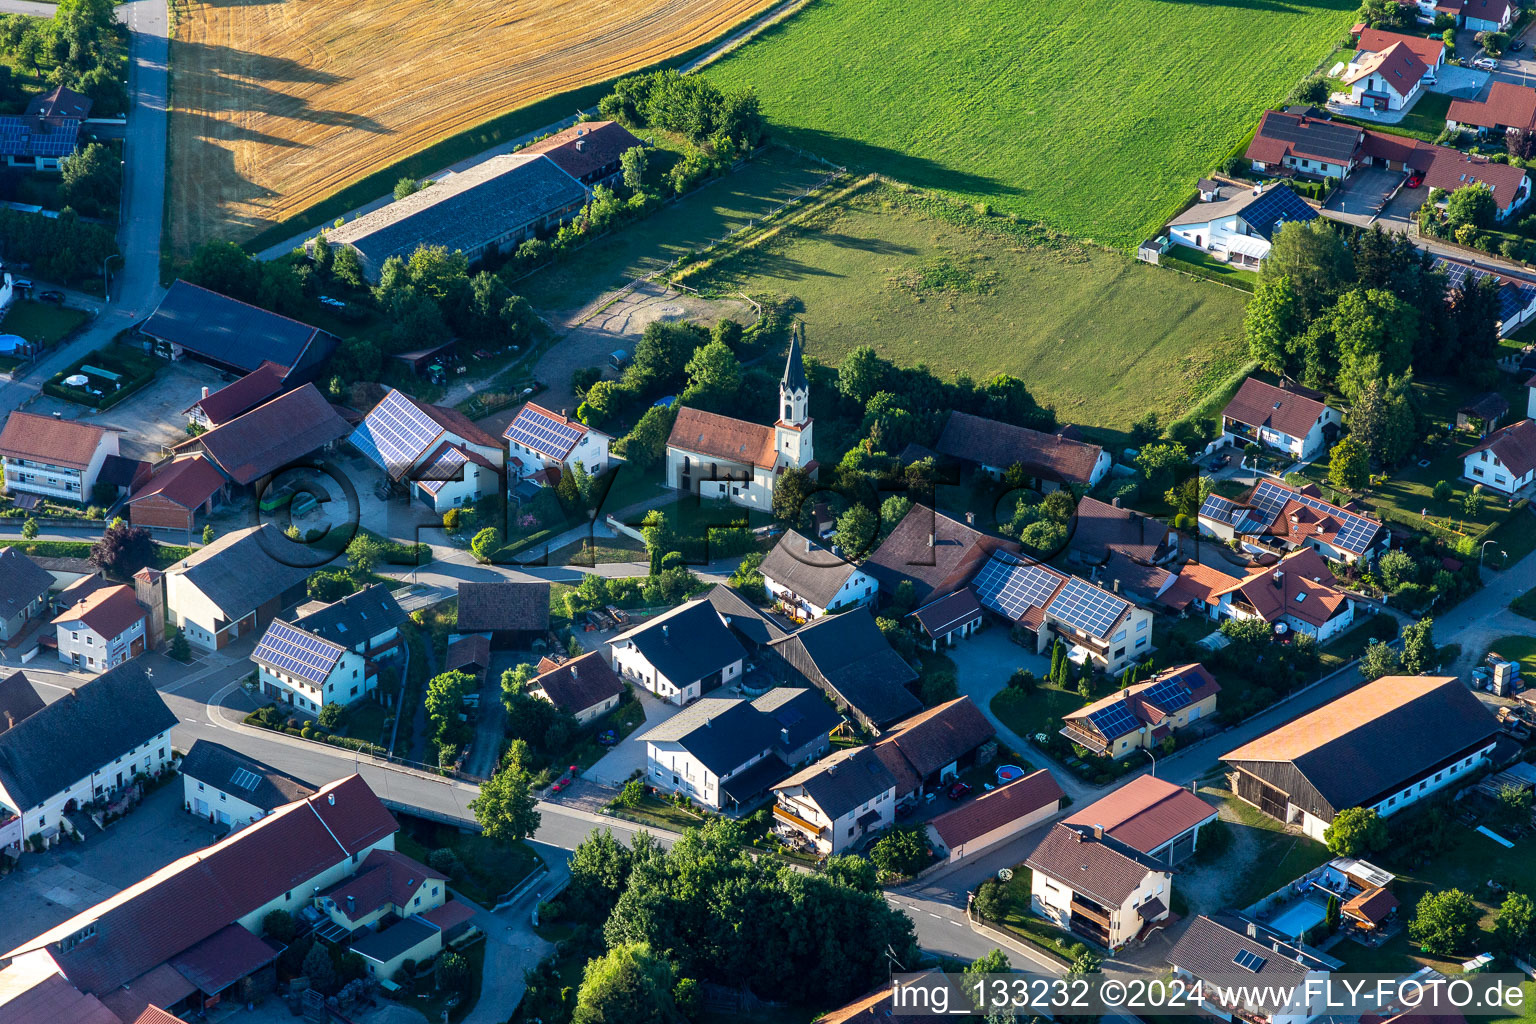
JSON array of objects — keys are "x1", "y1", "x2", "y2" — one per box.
[{"x1": 1267, "y1": 896, "x2": 1329, "y2": 940}]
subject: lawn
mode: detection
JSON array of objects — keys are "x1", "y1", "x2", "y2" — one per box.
[
  {"x1": 396, "y1": 821, "x2": 544, "y2": 907},
  {"x1": 1489, "y1": 634, "x2": 1536, "y2": 673},
  {"x1": 1201, "y1": 789, "x2": 1333, "y2": 911},
  {"x1": 990, "y1": 868, "x2": 1088, "y2": 962},
  {"x1": 1335, "y1": 91, "x2": 1454, "y2": 142},
  {"x1": 686, "y1": 182, "x2": 1251, "y2": 432},
  {"x1": 337, "y1": 699, "x2": 390, "y2": 748},
  {"x1": 990, "y1": 683, "x2": 1095, "y2": 744},
  {"x1": 703, "y1": 0, "x2": 1356, "y2": 249},
  {"x1": 607, "y1": 792, "x2": 709, "y2": 833},
  {"x1": 1163, "y1": 245, "x2": 1260, "y2": 292},
  {"x1": 1512, "y1": 588, "x2": 1536, "y2": 623},
  {"x1": 514, "y1": 146, "x2": 831, "y2": 312},
  {"x1": 1, "y1": 301, "x2": 88, "y2": 348}
]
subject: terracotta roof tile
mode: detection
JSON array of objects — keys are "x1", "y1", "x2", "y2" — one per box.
[
  {"x1": 1466, "y1": 417, "x2": 1536, "y2": 478},
  {"x1": 875, "y1": 697, "x2": 994, "y2": 781},
  {"x1": 1065, "y1": 775, "x2": 1217, "y2": 855},
  {"x1": 1214, "y1": 547, "x2": 1349, "y2": 628},
  {"x1": 1025, "y1": 822, "x2": 1165, "y2": 907},
  {"x1": 126, "y1": 456, "x2": 225, "y2": 510},
  {"x1": 930, "y1": 769, "x2": 1062, "y2": 849},
  {"x1": 184, "y1": 361, "x2": 289, "y2": 426},
  {"x1": 667, "y1": 406, "x2": 777, "y2": 469},
  {"x1": 0, "y1": 411, "x2": 107, "y2": 470},
  {"x1": 52, "y1": 584, "x2": 144, "y2": 640},
  {"x1": 936, "y1": 411, "x2": 1104, "y2": 486},
  {"x1": 1222, "y1": 378, "x2": 1331, "y2": 442},
  {"x1": 174, "y1": 384, "x2": 350, "y2": 485},
  {"x1": 1448, "y1": 81, "x2": 1536, "y2": 132},
  {"x1": 1356, "y1": 27, "x2": 1445, "y2": 67},
  {"x1": 529, "y1": 650, "x2": 624, "y2": 716},
  {"x1": 522, "y1": 120, "x2": 642, "y2": 181}
]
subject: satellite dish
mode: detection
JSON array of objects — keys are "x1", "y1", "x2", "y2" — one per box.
[{"x1": 998, "y1": 868, "x2": 1014, "y2": 882}]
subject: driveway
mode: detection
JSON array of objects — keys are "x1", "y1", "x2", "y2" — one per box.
[
  {"x1": 25, "y1": 359, "x2": 229, "y2": 463},
  {"x1": 580, "y1": 686, "x2": 687, "y2": 786},
  {"x1": 1322, "y1": 166, "x2": 1413, "y2": 230}
]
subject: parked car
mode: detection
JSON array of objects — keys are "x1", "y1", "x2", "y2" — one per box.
[
  {"x1": 11, "y1": 279, "x2": 31, "y2": 291},
  {"x1": 38, "y1": 290, "x2": 64, "y2": 304},
  {"x1": 1407, "y1": 171, "x2": 1424, "y2": 188},
  {"x1": 1474, "y1": 57, "x2": 1499, "y2": 70},
  {"x1": 1209, "y1": 453, "x2": 1230, "y2": 470},
  {"x1": 1512, "y1": 39, "x2": 1526, "y2": 51},
  {"x1": 946, "y1": 781, "x2": 972, "y2": 801}
]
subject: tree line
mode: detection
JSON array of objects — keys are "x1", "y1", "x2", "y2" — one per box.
[{"x1": 0, "y1": 0, "x2": 126, "y2": 115}]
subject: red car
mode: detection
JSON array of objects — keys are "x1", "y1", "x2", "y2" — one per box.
[
  {"x1": 947, "y1": 781, "x2": 972, "y2": 800},
  {"x1": 1407, "y1": 171, "x2": 1424, "y2": 189}
]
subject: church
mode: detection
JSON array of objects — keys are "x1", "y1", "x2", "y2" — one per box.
[{"x1": 664, "y1": 325, "x2": 817, "y2": 509}]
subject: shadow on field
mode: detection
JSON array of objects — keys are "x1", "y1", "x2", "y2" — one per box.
[
  {"x1": 780, "y1": 126, "x2": 1024, "y2": 199},
  {"x1": 176, "y1": 42, "x2": 345, "y2": 84},
  {"x1": 174, "y1": 43, "x2": 387, "y2": 134}
]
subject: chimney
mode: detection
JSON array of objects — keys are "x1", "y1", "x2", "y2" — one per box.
[
  {"x1": 662, "y1": 624, "x2": 669, "y2": 638},
  {"x1": 1272, "y1": 570, "x2": 1284, "y2": 588},
  {"x1": 346, "y1": 895, "x2": 355, "y2": 915},
  {"x1": 570, "y1": 664, "x2": 579, "y2": 678},
  {"x1": 1247, "y1": 921, "x2": 1258, "y2": 939},
  {"x1": 927, "y1": 532, "x2": 935, "y2": 548},
  {"x1": 781, "y1": 727, "x2": 790, "y2": 746},
  {"x1": 575, "y1": 139, "x2": 585, "y2": 151},
  {"x1": 1112, "y1": 496, "x2": 1121, "y2": 508},
  {"x1": 53, "y1": 412, "x2": 61, "y2": 420},
  {"x1": 965, "y1": 511, "x2": 975, "y2": 525},
  {"x1": 561, "y1": 408, "x2": 568, "y2": 418},
  {"x1": 703, "y1": 717, "x2": 711, "y2": 728},
  {"x1": 201, "y1": 386, "x2": 210, "y2": 400},
  {"x1": 327, "y1": 793, "x2": 335, "y2": 805},
  {"x1": 805, "y1": 534, "x2": 812, "y2": 553},
  {"x1": 1113, "y1": 579, "x2": 1121, "y2": 594},
  {"x1": 1092, "y1": 823, "x2": 1104, "y2": 839}
]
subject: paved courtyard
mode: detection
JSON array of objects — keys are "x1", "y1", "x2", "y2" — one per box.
[
  {"x1": 581, "y1": 685, "x2": 688, "y2": 787},
  {"x1": 26, "y1": 357, "x2": 228, "y2": 463}
]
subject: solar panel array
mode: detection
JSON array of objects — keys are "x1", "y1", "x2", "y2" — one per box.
[
  {"x1": 505, "y1": 407, "x2": 583, "y2": 460},
  {"x1": 972, "y1": 553, "x2": 1064, "y2": 621},
  {"x1": 1233, "y1": 949, "x2": 1267, "y2": 972},
  {"x1": 1199, "y1": 493, "x2": 1241, "y2": 523},
  {"x1": 415, "y1": 445, "x2": 467, "y2": 494},
  {"x1": 1242, "y1": 186, "x2": 1318, "y2": 241},
  {"x1": 1436, "y1": 256, "x2": 1536, "y2": 324},
  {"x1": 1087, "y1": 700, "x2": 1139, "y2": 740},
  {"x1": 1047, "y1": 577, "x2": 1130, "y2": 639},
  {"x1": 0, "y1": 117, "x2": 79, "y2": 158},
  {"x1": 1142, "y1": 675, "x2": 1194, "y2": 713},
  {"x1": 1248, "y1": 480, "x2": 1380, "y2": 554},
  {"x1": 229, "y1": 767, "x2": 261, "y2": 791},
  {"x1": 350, "y1": 390, "x2": 442, "y2": 477},
  {"x1": 254, "y1": 620, "x2": 344, "y2": 685}
]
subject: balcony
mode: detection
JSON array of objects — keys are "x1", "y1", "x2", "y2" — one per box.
[
  {"x1": 1060, "y1": 724, "x2": 1111, "y2": 755},
  {"x1": 1069, "y1": 897, "x2": 1112, "y2": 928},
  {"x1": 773, "y1": 804, "x2": 823, "y2": 837}
]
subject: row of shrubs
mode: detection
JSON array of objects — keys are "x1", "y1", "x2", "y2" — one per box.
[
  {"x1": 244, "y1": 703, "x2": 387, "y2": 757},
  {"x1": 43, "y1": 353, "x2": 159, "y2": 411}
]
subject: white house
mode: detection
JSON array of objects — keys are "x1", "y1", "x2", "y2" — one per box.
[
  {"x1": 350, "y1": 389, "x2": 505, "y2": 513},
  {"x1": 1463, "y1": 0, "x2": 1514, "y2": 32},
  {"x1": 252, "y1": 618, "x2": 373, "y2": 714},
  {"x1": 288, "y1": 583, "x2": 410, "y2": 685},
  {"x1": 0, "y1": 412, "x2": 119, "y2": 503},
  {"x1": 1221, "y1": 377, "x2": 1340, "y2": 462},
  {"x1": 51, "y1": 584, "x2": 147, "y2": 673},
  {"x1": 1166, "y1": 183, "x2": 1318, "y2": 269},
  {"x1": 1341, "y1": 42, "x2": 1429, "y2": 112},
  {"x1": 179, "y1": 738, "x2": 316, "y2": 827},
  {"x1": 609, "y1": 599, "x2": 745, "y2": 705},
  {"x1": 1026, "y1": 822, "x2": 1172, "y2": 951},
  {"x1": 160, "y1": 525, "x2": 313, "y2": 652},
  {"x1": 1209, "y1": 549, "x2": 1357, "y2": 643},
  {"x1": 772, "y1": 745, "x2": 898, "y2": 856},
  {"x1": 0, "y1": 663, "x2": 175, "y2": 852},
  {"x1": 503, "y1": 403, "x2": 613, "y2": 487},
  {"x1": 1463, "y1": 417, "x2": 1536, "y2": 496},
  {"x1": 758, "y1": 529, "x2": 877, "y2": 621},
  {"x1": 1168, "y1": 915, "x2": 1337, "y2": 1024},
  {"x1": 665, "y1": 327, "x2": 814, "y2": 510},
  {"x1": 1527, "y1": 373, "x2": 1536, "y2": 419},
  {"x1": 637, "y1": 696, "x2": 792, "y2": 811}
]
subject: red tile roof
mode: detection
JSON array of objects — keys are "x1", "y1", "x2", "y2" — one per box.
[
  {"x1": 1065, "y1": 775, "x2": 1218, "y2": 855},
  {"x1": 0, "y1": 412, "x2": 107, "y2": 470},
  {"x1": 0, "y1": 966, "x2": 121, "y2": 1024},
  {"x1": 929, "y1": 769, "x2": 1063, "y2": 849},
  {"x1": 174, "y1": 384, "x2": 350, "y2": 485},
  {"x1": 1342, "y1": 42, "x2": 1428, "y2": 96},
  {"x1": 936, "y1": 411, "x2": 1105, "y2": 486},
  {"x1": 522, "y1": 120, "x2": 642, "y2": 181},
  {"x1": 1222, "y1": 377, "x2": 1330, "y2": 442},
  {"x1": 667, "y1": 406, "x2": 777, "y2": 469},
  {"x1": 1214, "y1": 547, "x2": 1350, "y2": 629},
  {"x1": 184, "y1": 360, "x2": 289, "y2": 426},
  {"x1": 421, "y1": 899, "x2": 477, "y2": 933},
  {"x1": 1356, "y1": 27, "x2": 1444, "y2": 68},
  {"x1": 126, "y1": 456, "x2": 225, "y2": 511},
  {"x1": 1409, "y1": 139, "x2": 1531, "y2": 211},
  {"x1": 1466, "y1": 417, "x2": 1536, "y2": 478},
  {"x1": 130, "y1": 1007, "x2": 185, "y2": 1024},
  {"x1": 1447, "y1": 81, "x2": 1536, "y2": 132},
  {"x1": 326, "y1": 848, "x2": 446, "y2": 922},
  {"x1": 52, "y1": 584, "x2": 144, "y2": 640}
]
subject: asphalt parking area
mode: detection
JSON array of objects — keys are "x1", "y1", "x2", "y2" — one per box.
[
  {"x1": 1323, "y1": 166, "x2": 1407, "y2": 229},
  {"x1": 26, "y1": 358, "x2": 230, "y2": 463}
]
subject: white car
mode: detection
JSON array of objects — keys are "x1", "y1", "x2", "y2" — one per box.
[{"x1": 1474, "y1": 57, "x2": 1499, "y2": 71}]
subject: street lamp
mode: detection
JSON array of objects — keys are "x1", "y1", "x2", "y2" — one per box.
[
  {"x1": 1480, "y1": 540, "x2": 1507, "y2": 567},
  {"x1": 1142, "y1": 747, "x2": 1156, "y2": 778},
  {"x1": 102, "y1": 253, "x2": 122, "y2": 301}
]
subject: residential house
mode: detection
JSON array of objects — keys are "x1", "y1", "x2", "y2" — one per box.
[
  {"x1": 1463, "y1": 417, "x2": 1536, "y2": 496},
  {"x1": 503, "y1": 403, "x2": 613, "y2": 485},
  {"x1": 1463, "y1": 0, "x2": 1514, "y2": 31},
  {"x1": 1246, "y1": 109, "x2": 1366, "y2": 178},
  {"x1": 0, "y1": 662, "x2": 175, "y2": 850},
  {"x1": 1457, "y1": 392, "x2": 1510, "y2": 436},
  {"x1": 141, "y1": 280, "x2": 336, "y2": 380},
  {"x1": 0, "y1": 775, "x2": 404, "y2": 1023},
  {"x1": 0, "y1": 85, "x2": 88, "y2": 170},
  {"x1": 322, "y1": 153, "x2": 588, "y2": 282},
  {"x1": 0, "y1": 412, "x2": 118, "y2": 503},
  {"x1": 1434, "y1": 254, "x2": 1536, "y2": 336},
  {"x1": 0, "y1": 547, "x2": 53, "y2": 642},
  {"x1": 124, "y1": 456, "x2": 228, "y2": 536},
  {"x1": 1068, "y1": 496, "x2": 1179, "y2": 569},
  {"x1": 751, "y1": 686, "x2": 840, "y2": 766},
  {"x1": 704, "y1": 584, "x2": 792, "y2": 651},
  {"x1": 184, "y1": 360, "x2": 292, "y2": 430},
  {"x1": 1221, "y1": 378, "x2": 1341, "y2": 462},
  {"x1": 1222, "y1": 675, "x2": 1500, "y2": 841},
  {"x1": 1380, "y1": 131, "x2": 1530, "y2": 218},
  {"x1": 323, "y1": 849, "x2": 473, "y2": 982},
  {"x1": 351, "y1": 389, "x2": 505, "y2": 511},
  {"x1": 1060, "y1": 664, "x2": 1220, "y2": 759},
  {"x1": 873, "y1": 697, "x2": 997, "y2": 805},
  {"x1": 52, "y1": 585, "x2": 147, "y2": 673},
  {"x1": 610, "y1": 599, "x2": 746, "y2": 704},
  {"x1": 1157, "y1": 560, "x2": 1242, "y2": 617},
  {"x1": 766, "y1": 607, "x2": 921, "y2": 732},
  {"x1": 926, "y1": 769, "x2": 1064, "y2": 864},
  {"x1": 1166, "y1": 183, "x2": 1318, "y2": 268},
  {"x1": 160, "y1": 524, "x2": 314, "y2": 652},
  {"x1": 1064, "y1": 775, "x2": 1219, "y2": 866},
  {"x1": 1198, "y1": 479, "x2": 1386, "y2": 563},
  {"x1": 863, "y1": 504, "x2": 1019, "y2": 607},
  {"x1": 637, "y1": 689, "x2": 837, "y2": 810},
  {"x1": 665, "y1": 328, "x2": 816, "y2": 509},
  {"x1": 522, "y1": 120, "x2": 644, "y2": 189},
  {"x1": 252, "y1": 616, "x2": 371, "y2": 714},
  {"x1": 179, "y1": 739, "x2": 315, "y2": 827},
  {"x1": 906, "y1": 587, "x2": 985, "y2": 650},
  {"x1": 1025, "y1": 822, "x2": 1172, "y2": 950},
  {"x1": 1210, "y1": 548, "x2": 1356, "y2": 641},
  {"x1": 1356, "y1": 28, "x2": 1446, "y2": 71},
  {"x1": 935, "y1": 410, "x2": 1111, "y2": 491},
  {"x1": 1167, "y1": 914, "x2": 1338, "y2": 1024},
  {"x1": 94, "y1": 454, "x2": 152, "y2": 503},
  {"x1": 1093, "y1": 551, "x2": 1177, "y2": 607},
  {"x1": 456, "y1": 581, "x2": 549, "y2": 648},
  {"x1": 1341, "y1": 42, "x2": 1429, "y2": 112},
  {"x1": 1448, "y1": 81, "x2": 1536, "y2": 135},
  {"x1": 171, "y1": 385, "x2": 351, "y2": 490},
  {"x1": 527, "y1": 651, "x2": 625, "y2": 724},
  {"x1": 291, "y1": 583, "x2": 409, "y2": 664},
  {"x1": 758, "y1": 529, "x2": 877, "y2": 620},
  {"x1": 771, "y1": 745, "x2": 899, "y2": 855}
]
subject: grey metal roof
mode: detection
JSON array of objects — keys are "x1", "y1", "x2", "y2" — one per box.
[
  {"x1": 0, "y1": 547, "x2": 53, "y2": 620},
  {"x1": 292, "y1": 583, "x2": 407, "y2": 648},
  {"x1": 179, "y1": 739, "x2": 315, "y2": 813},
  {"x1": 611, "y1": 599, "x2": 745, "y2": 687},
  {"x1": 0, "y1": 661, "x2": 176, "y2": 810},
  {"x1": 758, "y1": 530, "x2": 861, "y2": 609},
  {"x1": 750, "y1": 687, "x2": 840, "y2": 752},
  {"x1": 168, "y1": 525, "x2": 315, "y2": 619},
  {"x1": 141, "y1": 281, "x2": 326, "y2": 374},
  {"x1": 326, "y1": 153, "x2": 586, "y2": 267}
]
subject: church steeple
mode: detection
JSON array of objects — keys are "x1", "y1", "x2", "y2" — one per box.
[{"x1": 775, "y1": 322, "x2": 813, "y2": 471}]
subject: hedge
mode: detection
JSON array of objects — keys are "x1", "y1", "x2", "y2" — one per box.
[{"x1": 44, "y1": 348, "x2": 160, "y2": 410}]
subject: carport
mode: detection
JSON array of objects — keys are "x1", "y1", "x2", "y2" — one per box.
[{"x1": 1323, "y1": 166, "x2": 1409, "y2": 228}]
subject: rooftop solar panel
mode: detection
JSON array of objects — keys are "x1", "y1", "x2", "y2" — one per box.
[
  {"x1": 1143, "y1": 676, "x2": 1194, "y2": 712},
  {"x1": 505, "y1": 407, "x2": 584, "y2": 460},
  {"x1": 1242, "y1": 186, "x2": 1318, "y2": 241},
  {"x1": 972, "y1": 553, "x2": 1065, "y2": 622},
  {"x1": 352, "y1": 390, "x2": 443, "y2": 479},
  {"x1": 253, "y1": 620, "x2": 345, "y2": 685},
  {"x1": 415, "y1": 445, "x2": 467, "y2": 494},
  {"x1": 229, "y1": 767, "x2": 261, "y2": 791},
  {"x1": 1087, "y1": 701, "x2": 1139, "y2": 739},
  {"x1": 1248, "y1": 480, "x2": 1380, "y2": 555},
  {"x1": 1046, "y1": 577, "x2": 1129, "y2": 639}
]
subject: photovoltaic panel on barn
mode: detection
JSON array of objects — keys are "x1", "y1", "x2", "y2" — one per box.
[
  {"x1": 414, "y1": 444, "x2": 468, "y2": 495},
  {"x1": 253, "y1": 620, "x2": 345, "y2": 685}
]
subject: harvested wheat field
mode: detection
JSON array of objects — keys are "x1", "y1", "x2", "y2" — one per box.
[{"x1": 167, "y1": 0, "x2": 774, "y2": 255}]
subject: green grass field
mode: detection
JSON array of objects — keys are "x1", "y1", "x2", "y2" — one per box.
[
  {"x1": 690, "y1": 183, "x2": 1249, "y2": 430},
  {"x1": 703, "y1": 0, "x2": 1356, "y2": 248},
  {"x1": 3, "y1": 301, "x2": 88, "y2": 348}
]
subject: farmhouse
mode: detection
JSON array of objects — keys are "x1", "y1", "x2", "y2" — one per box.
[
  {"x1": 184, "y1": 360, "x2": 291, "y2": 430},
  {"x1": 0, "y1": 547, "x2": 54, "y2": 643},
  {"x1": 323, "y1": 153, "x2": 587, "y2": 282},
  {"x1": 1166, "y1": 183, "x2": 1318, "y2": 268},
  {"x1": 1247, "y1": 109, "x2": 1365, "y2": 178},
  {"x1": 179, "y1": 739, "x2": 315, "y2": 827},
  {"x1": 935, "y1": 411, "x2": 1110, "y2": 490},
  {"x1": 772, "y1": 745, "x2": 898, "y2": 856},
  {"x1": 1025, "y1": 822, "x2": 1172, "y2": 950},
  {"x1": 0, "y1": 411, "x2": 118, "y2": 503},
  {"x1": 666, "y1": 329, "x2": 815, "y2": 509},
  {"x1": 503, "y1": 403, "x2": 612, "y2": 485},
  {"x1": 52, "y1": 585, "x2": 148, "y2": 673},
  {"x1": 252, "y1": 616, "x2": 371, "y2": 714},
  {"x1": 1340, "y1": 42, "x2": 1429, "y2": 112},
  {"x1": 1068, "y1": 496, "x2": 1178, "y2": 568},
  {"x1": 526, "y1": 651, "x2": 625, "y2": 723},
  {"x1": 171, "y1": 384, "x2": 351, "y2": 488},
  {"x1": 1221, "y1": 675, "x2": 1499, "y2": 841},
  {"x1": 1167, "y1": 915, "x2": 1336, "y2": 1024},
  {"x1": 160, "y1": 525, "x2": 314, "y2": 652},
  {"x1": 758, "y1": 529, "x2": 877, "y2": 620},
  {"x1": 0, "y1": 662, "x2": 175, "y2": 848},
  {"x1": 123, "y1": 456, "x2": 229, "y2": 536},
  {"x1": 291, "y1": 583, "x2": 408, "y2": 663},
  {"x1": 1060, "y1": 664, "x2": 1220, "y2": 758},
  {"x1": 1065, "y1": 775, "x2": 1219, "y2": 866},
  {"x1": 141, "y1": 281, "x2": 337, "y2": 380},
  {"x1": 1198, "y1": 479, "x2": 1385, "y2": 563},
  {"x1": 351, "y1": 389, "x2": 505, "y2": 511},
  {"x1": 521, "y1": 120, "x2": 643, "y2": 188},
  {"x1": 767, "y1": 608, "x2": 921, "y2": 732},
  {"x1": 1462, "y1": 417, "x2": 1536, "y2": 495},
  {"x1": 456, "y1": 581, "x2": 549, "y2": 648},
  {"x1": 863, "y1": 504, "x2": 1019, "y2": 607},
  {"x1": 610, "y1": 599, "x2": 745, "y2": 704},
  {"x1": 0, "y1": 86, "x2": 89, "y2": 170},
  {"x1": 926, "y1": 769, "x2": 1063, "y2": 864},
  {"x1": 1208, "y1": 548, "x2": 1356, "y2": 642},
  {"x1": 1221, "y1": 377, "x2": 1340, "y2": 462},
  {"x1": 1447, "y1": 81, "x2": 1536, "y2": 135},
  {"x1": 872, "y1": 697, "x2": 996, "y2": 804}
]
